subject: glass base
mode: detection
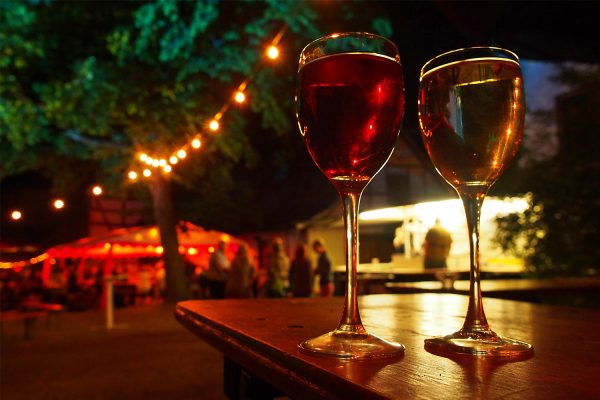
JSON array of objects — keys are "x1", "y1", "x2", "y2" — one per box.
[
  {"x1": 425, "y1": 329, "x2": 533, "y2": 359},
  {"x1": 299, "y1": 330, "x2": 405, "y2": 360}
]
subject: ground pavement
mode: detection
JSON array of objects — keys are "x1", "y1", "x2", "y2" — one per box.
[{"x1": 1, "y1": 301, "x2": 226, "y2": 400}]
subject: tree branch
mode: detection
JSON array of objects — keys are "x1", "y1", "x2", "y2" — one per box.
[{"x1": 65, "y1": 129, "x2": 129, "y2": 150}]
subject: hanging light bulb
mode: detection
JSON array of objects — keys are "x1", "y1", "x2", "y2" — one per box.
[
  {"x1": 92, "y1": 186, "x2": 103, "y2": 196},
  {"x1": 234, "y1": 91, "x2": 246, "y2": 104},
  {"x1": 159, "y1": 159, "x2": 167, "y2": 167},
  {"x1": 191, "y1": 138, "x2": 201, "y2": 149},
  {"x1": 163, "y1": 165, "x2": 172, "y2": 173},
  {"x1": 128, "y1": 171, "x2": 138, "y2": 181},
  {"x1": 139, "y1": 153, "x2": 148, "y2": 162},
  {"x1": 177, "y1": 149, "x2": 187, "y2": 159},
  {"x1": 209, "y1": 120, "x2": 220, "y2": 131},
  {"x1": 266, "y1": 45, "x2": 280, "y2": 59},
  {"x1": 143, "y1": 169, "x2": 152, "y2": 177},
  {"x1": 11, "y1": 210, "x2": 22, "y2": 221},
  {"x1": 169, "y1": 156, "x2": 178, "y2": 164},
  {"x1": 151, "y1": 159, "x2": 159, "y2": 168},
  {"x1": 53, "y1": 199, "x2": 65, "y2": 210}
]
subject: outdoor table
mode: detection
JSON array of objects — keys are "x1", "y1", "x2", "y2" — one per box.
[
  {"x1": 386, "y1": 277, "x2": 600, "y2": 301},
  {"x1": 176, "y1": 294, "x2": 600, "y2": 399}
]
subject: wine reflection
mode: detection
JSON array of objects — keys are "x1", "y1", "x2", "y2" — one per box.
[{"x1": 429, "y1": 352, "x2": 532, "y2": 400}]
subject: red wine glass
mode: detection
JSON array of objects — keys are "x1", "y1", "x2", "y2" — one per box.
[{"x1": 296, "y1": 32, "x2": 405, "y2": 359}]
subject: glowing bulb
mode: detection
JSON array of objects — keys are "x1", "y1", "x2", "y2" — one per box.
[
  {"x1": 92, "y1": 186, "x2": 103, "y2": 196},
  {"x1": 169, "y1": 156, "x2": 178, "y2": 164},
  {"x1": 151, "y1": 159, "x2": 159, "y2": 168},
  {"x1": 128, "y1": 171, "x2": 138, "y2": 180},
  {"x1": 159, "y1": 159, "x2": 167, "y2": 167},
  {"x1": 191, "y1": 138, "x2": 201, "y2": 149},
  {"x1": 209, "y1": 120, "x2": 219, "y2": 131},
  {"x1": 139, "y1": 153, "x2": 148, "y2": 162},
  {"x1": 234, "y1": 91, "x2": 246, "y2": 104},
  {"x1": 11, "y1": 210, "x2": 22, "y2": 220},
  {"x1": 177, "y1": 149, "x2": 187, "y2": 159},
  {"x1": 53, "y1": 199, "x2": 65, "y2": 210},
  {"x1": 145, "y1": 158, "x2": 153, "y2": 165},
  {"x1": 163, "y1": 165, "x2": 172, "y2": 173},
  {"x1": 143, "y1": 169, "x2": 151, "y2": 177},
  {"x1": 266, "y1": 45, "x2": 279, "y2": 59}
]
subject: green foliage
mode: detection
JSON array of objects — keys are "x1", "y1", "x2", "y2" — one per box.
[
  {"x1": 494, "y1": 65, "x2": 600, "y2": 277},
  {"x1": 0, "y1": 0, "x2": 390, "y2": 229}
]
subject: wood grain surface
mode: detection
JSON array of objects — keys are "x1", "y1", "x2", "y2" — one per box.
[{"x1": 176, "y1": 294, "x2": 600, "y2": 399}]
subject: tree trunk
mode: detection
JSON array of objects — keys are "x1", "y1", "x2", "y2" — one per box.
[{"x1": 149, "y1": 174, "x2": 189, "y2": 302}]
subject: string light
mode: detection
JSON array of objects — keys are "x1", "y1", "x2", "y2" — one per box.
[
  {"x1": 92, "y1": 186, "x2": 103, "y2": 196},
  {"x1": 209, "y1": 120, "x2": 220, "y2": 131},
  {"x1": 266, "y1": 45, "x2": 280, "y2": 59},
  {"x1": 128, "y1": 171, "x2": 138, "y2": 181},
  {"x1": 11, "y1": 210, "x2": 22, "y2": 221},
  {"x1": 127, "y1": 26, "x2": 287, "y2": 181},
  {"x1": 234, "y1": 91, "x2": 246, "y2": 104},
  {"x1": 53, "y1": 199, "x2": 65, "y2": 210}
]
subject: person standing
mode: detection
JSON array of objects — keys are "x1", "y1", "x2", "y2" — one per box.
[
  {"x1": 225, "y1": 244, "x2": 254, "y2": 299},
  {"x1": 265, "y1": 237, "x2": 290, "y2": 298},
  {"x1": 312, "y1": 239, "x2": 333, "y2": 297},
  {"x1": 289, "y1": 244, "x2": 313, "y2": 298},
  {"x1": 207, "y1": 239, "x2": 230, "y2": 298},
  {"x1": 423, "y1": 219, "x2": 453, "y2": 269}
]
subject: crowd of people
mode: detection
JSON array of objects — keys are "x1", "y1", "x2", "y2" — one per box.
[
  {"x1": 202, "y1": 237, "x2": 333, "y2": 299},
  {"x1": 0, "y1": 237, "x2": 335, "y2": 310}
]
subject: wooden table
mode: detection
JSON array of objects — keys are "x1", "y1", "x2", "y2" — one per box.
[
  {"x1": 386, "y1": 277, "x2": 600, "y2": 301},
  {"x1": 176, "y1": 294, "x2": 600, "y2": 399}
]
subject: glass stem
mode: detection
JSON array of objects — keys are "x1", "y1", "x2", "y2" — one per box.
[
  {"x1": 460, "y1": 189, "x2": 490, "y2": 332},
  {"x1": 336, "y1": 189, "x2": 366, "y2": 335}
]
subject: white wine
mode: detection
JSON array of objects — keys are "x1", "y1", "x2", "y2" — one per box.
[{"x1": 418, "y1": 58, "x2": 524, "y2": 189}]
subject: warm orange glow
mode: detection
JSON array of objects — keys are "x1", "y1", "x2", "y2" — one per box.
[
  {"x1": 209, "y1": 120, "x2": 220, "y2": 131},
  {"x1": 11, "y1": 210, "x2": 22, "y2": 221},
  {"x1": 145, "y1": 158, "x2": 153, "y2": 165},
  {"x1": 177, "y1": 149, "x2": 187, "y2": 159},
  {"x1": 128, "y1": 171, "x2": 138, "y2": 180},
  {"x1": 169, "y1": 156, "x2": 178, "y2": 164},
  {"x1": 191, "y1": 138, "x2": 202, "y2": 149},
  {"x1": 149, "y1": 228, "x2": 159, "y2": 238},
  {"x1": 139, "y1": 153, "x2": 148, "y2": 162},
  {"x1": 151, "y1": 159, "x2": 159, "y2": 168},
  {"x1": 143, "y1": 169, "x2": 152, "y2": 177},
  {"x1": 187, "y1": 247, "x2": 198, "y2": 256},
  {"x1": 156, "y1": 246, "x2": 164, "y2": 255},
  {"x1": 104, "y1": 243, "x2": 112, "y2": 250},
  {"x1": 234, "y1": 91, "x2": 246, "y2": 104},
  {"x1": 208, "y1": 246, "x2": 215, "y2": 253},
  {"x1": 163, "y1": 165, "x2": 172, "y2": 173},
  {"x1": 53, "y1": 199, "x2": 65, "y2": 210},
  {"x1": 159, "y1": 159, "x2": 167, "y2": 167},
  {"x1": 92, "y1": 186, "x2": 103, "y2": 196},
  {"x1": 266, "y1": 45, "x2": 280, "y2": 59}
]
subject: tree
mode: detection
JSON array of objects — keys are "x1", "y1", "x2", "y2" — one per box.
[
  {"x1": 0, "y1": 0, "x2": 392, "y2": 300},
  {"x1": 494, "y1": 65, "x2": 600, "y2": 277}
]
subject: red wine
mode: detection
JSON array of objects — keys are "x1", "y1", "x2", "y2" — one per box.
[
  {"x1": 419, "y1": 59, "x2": 524, "y2": 189},
  {"x1": 297, "y1": 53, "x2": 404, "y2": 189}
]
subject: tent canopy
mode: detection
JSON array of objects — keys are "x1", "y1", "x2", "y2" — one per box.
[{"x1": 47, "y1": 221, "x2": 248, "y2": 259}]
